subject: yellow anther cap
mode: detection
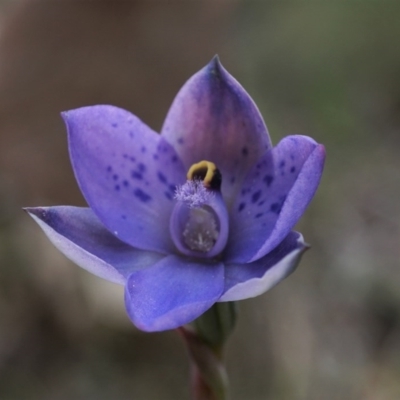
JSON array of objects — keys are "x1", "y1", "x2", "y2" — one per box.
[{"x1": 187, "y1": 160, "x2": 222, "y2": 190}]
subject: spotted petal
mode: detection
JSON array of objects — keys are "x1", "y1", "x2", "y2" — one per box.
[
  {"x1": 220, "y1": 232, "x2": 307, "y2": 302},
  {"x1": 226, "y1": 135, "x2": 325, "y2": 263},
  {"x1": 63, "y1": 105, "x2": 186, "y2": 254},
  {"x1": 26, "y1": 206, "x2": 164, "y2": 284},
  {"x1": 161, "y1": 57, "x2": 271, "y2": 205},
  {"x1": 125, "y1": 255, "x2": 224, "y2": 331}
]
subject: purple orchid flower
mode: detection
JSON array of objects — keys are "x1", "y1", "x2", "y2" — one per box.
[{"x1": 26, "y1": 57, "x2": 325, "y2": 332}]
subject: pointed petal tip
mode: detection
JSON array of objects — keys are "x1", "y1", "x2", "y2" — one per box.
[
  {"x1": 24, "y1": 206, "x2": 45, "y2": 219},
  {"x1": 206, "y1": 54, "x2": 226, "y2": 78},
  {"x1": 311, "y1": 142, "x2": 326, "y2": 168},
  {"x1": 60, "y1": 110, "x2": 69, "y2": 122},
  {"x1": 318, "y1": 143, "x2": 326, "y2": 159},
  {"x1": 61, "y1": 107, "x2": 86, "y2": 122},
  {"x1": 209, "y1": 54, "x2": 221, "y2": 67}
]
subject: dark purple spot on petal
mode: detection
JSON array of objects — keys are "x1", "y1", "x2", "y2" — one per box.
[
  {"x1": 153, "y1": 154, "x2": 159, "y2": 160},
  {"x1": 164, "y1": 191, "x2": 173, "y2": 200},
  {"x1": 258, "y1": 200, "x2": 265, "y2": 206},
  {"x1": 178, "y1": 137, "x2": 184, "y2": 144},
  {"x1": 290, "y1": 166, "x2": 296, "y2": 173},
  {"x1": 251, "y1": 190, "x2": 262, "y2": 203},
  {"x1": 279, "y1": 160, "x2": 285, "y2": 168},
  {"x1": 270, "y1": 202, "x2": 281, "y2": 214},
  {"x1": 113, "y1": 174, "x2": 119, "y2": 181},
  {"x1": 123, "y1": 180, "x2": 129, "y2": 187},
  {"x1": 169, "y1": 184, "x2": 176, "y2": 193},
  {"x1": 138, "y1": 163, "x2": 146, "y2": 173},
  {"x1": 121, "y1": 214, "x2": 127, "y2": 220},
  {"x1": 129, "y1": 131, "x2": 134, "y2": 138},
  {"x1": 270, "y1": 197, "x2": 286, "y2": 214},
  {"x1": 129, "y1": 156, "x2": 136, "y2": 163},
  {"x1": 131, "y1": 171, "x2": 143, "y2": 180},
  {"x1": 255, "y1": 213, "x2": 263, "y2": 218},
  {"x1": 242, "y1": 146, "x2": 248, "y2": 156},
  {"x1": 263, "y1": 175, "x2": 274, "y2": 187},
  {"x1": 115, "y1": 184, "x2": 120, "y2": 191},
  {"x1": 141, "y1": 146, "x2": 147, "y2": 153},
  {"x1": 238, "y1": 202, "x2": 246, "y2": 212},
  {"x1": 157, "y1": 171, "x2": 167, "y2": 184},
  {"x1": 230, "y1": 176, "x2": 236, "y2": 184},
  {"x1": 157, "y1": 142, "x2": 169, "y2": 153},
  {"x1": 134, "y1": 188, "x2": 151, "y2": 203},
  {"x1": 171, "y1": 155, "x2": 178, "y2": 163},
  {"x1": 112, "y1": 123, "x2": 118, "y2": 128},
  {"x1": 123, "y1": 154, "x2": 128, "y2": 159},
  {"x1": 107, "y1": 165, "x2": 112, "y2": 172},
  {"x1": 290, "y1": 154, "x2": 295, "y2": 160}
]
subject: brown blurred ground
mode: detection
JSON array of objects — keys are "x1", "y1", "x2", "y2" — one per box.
[{"x1": 1, "y1": 1, "x2": 400, "y2": 400}]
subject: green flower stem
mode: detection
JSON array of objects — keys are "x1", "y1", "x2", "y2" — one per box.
[
  {"x1": 191, "y1": 362, "x2": 224, "y2": 400},
  {"x1": 192, "y1": 302, "x2": 237, "y2": 351},
  {"x1": 191, "y1": 367, "x2": 215, "y2": 400},
  {"x1": 178, "y1": 302, "x2": 237, "y2": 400},
  {"x1": 178, "y1": 326, "x2": 228, "y2": 400}
]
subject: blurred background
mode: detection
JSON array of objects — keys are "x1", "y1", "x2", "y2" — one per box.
[{"x1": 0, "y1": 1, "x2": 399, "y2": 399}]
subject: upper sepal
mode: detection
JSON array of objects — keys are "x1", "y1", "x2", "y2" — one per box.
[{"x1": 161, "y1": 57, "x2": 271, "y2": 205}]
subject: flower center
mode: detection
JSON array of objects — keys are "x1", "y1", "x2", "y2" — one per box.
[
  {"x1": 169, "y1": 160, "x2": 228, "y2": 258},
  {"x1": 182, "y1": 206, "x2": 219, "y2": 252}
]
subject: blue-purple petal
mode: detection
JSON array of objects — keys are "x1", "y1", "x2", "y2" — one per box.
[
  {"x1": 26, "y1": 206, "x2": 164, "y2": 284},
  {"x1": 63, "y1": 105, "x2": 186, "y2": 254},
  {"x1": 124, "y1": 255, "x2": 224, "y2": 331},
  {"x1": 220, "y1": 232, "x2": 307, "y2": 302},
  {"x1": 226, "y1": 135, "x2": 325, "y2": 263},
  {"x1": 161, "y1": 57, "x2": 271, "y2": 205}
]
